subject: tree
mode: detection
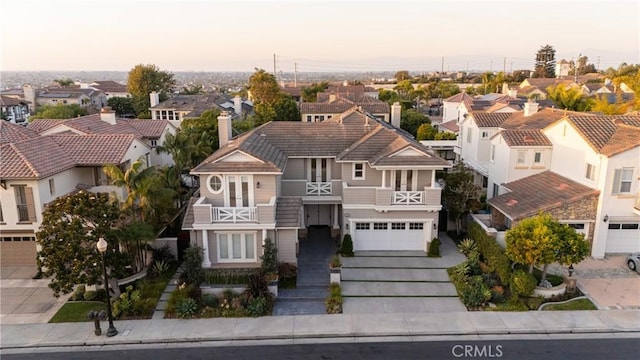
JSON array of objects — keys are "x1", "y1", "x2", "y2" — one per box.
[
  {"x1": 102, "y1": 157, "x2": 157, "y2": 222},
  {"x1": 54, "y1": 78, "x2": 74, "y2": 87},
  {"x1": 506, "y1": 213, "x2": 590, "y2": 283},
  {"x1": 394, "y1": 80, "x2": 415, "y2": 98},
  {"x1": 416, "y1": 123, "x2": 437, "y2": 140},
  {"x1": 591, "y1": 93, "x2": 628, "y2": 115},
  {"x1": 248, "y1": 68, "x2": 280, "y2": 105},
  {"x1": 442, "y1": 162, "x2": 483, "y2": 234},
  {"x1": 378, "y1": 89, "x2": 404, "y2": 104},
  {"x1": 569, "y1": 55, "x2": 597, "y2": 75},
  {"x1": 533, "y1": 44, "x2": 556, "y2": 78},
  {"x1": 107, "y1": 97, "x2": 136, "y2": 117},
  {"x1": 394, "y1": 70, "x2": 412, "y2": 82},
  {"x1": 434, "y1": 132, "x2": 457, "y2": 140},
  {"x1": 36, "y1": 191, "x2": 122, "y2": 297},
  {"x1": 127, "y1": 64, "x2": 176, "y2": 118},
  {"x1": 180, "y1": 84, "x2": 204, "y2": 95},
  {"x1": 401, "y1": 109, "x2": 430, "y2": 137},
  {"x1": 30, "y1": 104, "x2": 87, "y2": 120},
  {"x1": 301, "y1": 82, "x2": 329, "y2": 102},
  {"x1": 546, "y1": 85, "x2": 594, "y2": 111},
  {"x1": 248, "y1": 68, "x2": 300, "y2": 125}
]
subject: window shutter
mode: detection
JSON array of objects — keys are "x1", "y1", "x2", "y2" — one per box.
[
  {"x1": 25, "y1": 187, "x2": 36, "y2": 222},
  {"x1": 612, "y1": 169, "x2": 621, "y2": 194}
]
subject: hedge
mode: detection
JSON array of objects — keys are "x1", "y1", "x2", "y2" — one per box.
[{"x1": 468, "y1": 222, "x2": 511, "y2": 285}]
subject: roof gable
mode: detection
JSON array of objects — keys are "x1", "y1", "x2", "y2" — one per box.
[{"x1": 215, "y1": 150, "x2": 264, "y2": 163}]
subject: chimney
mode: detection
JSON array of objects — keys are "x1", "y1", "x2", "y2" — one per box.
[
  {"x1": 501, "y1": 83, "x2": 509, "y2": 95},
  {"x1": 100, "y1": 107, "x2": 117, "y2": 125},
  {"x1": 391, "y1": 102, "x2": 402, "y2": 128},
  {"x1": 150, "y1": 91, "x2": 160, "y2": 107},
  {"x1": 329, "y1": 94, "x2": 336, "y2": 102},
  {"x1": 217, "y1": 111, "x2": 233, "y2": 148},
  {"x1": 23, "y1": 85, "x2": 36, "y2": 114},
  {"x1": 524, "y1": 101, "x2": 539, "y2": 117},
  {"x1": 233, "y1": 95, "x2": 242, "y2": 118}
]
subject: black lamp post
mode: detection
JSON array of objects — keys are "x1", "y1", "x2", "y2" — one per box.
[{"x1": 97, "y1": 237, "x2": 118, "y2": 337}]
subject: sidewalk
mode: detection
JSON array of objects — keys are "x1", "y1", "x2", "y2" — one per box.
[{"x1": 1, "y1": 310, "x2": 638, "y2": 349}]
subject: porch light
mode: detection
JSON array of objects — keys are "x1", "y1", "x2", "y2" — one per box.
[
  {"x1": 256, "y1": 182, "x2": 261, "y2": 189},
  {"x1": 603, "y1": 214, "x2": 609, "y2": 222}
]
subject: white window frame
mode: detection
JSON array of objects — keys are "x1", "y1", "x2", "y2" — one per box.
[
  {"x1": 353, "y1": 163, "x2": 365, "y2": 180},
  {"x1": 373, "y1": 222, "x2": 388, "y2": 230},
  {"x1": 217, "y1": 232, "x2": 256, "y2": 263},
  {"x1": 355, "y1": 222, "x2": 370, "y2": 230},
  {"x1": 585, "y1": 163, "x2": 596, "y2": 181},
  {"x1": 150, "y1": 139, "x2": 158, "y2": 147},
  {"x1": 48, "y1": 178, "x2": 55, "y2": 196},
  {"x1": 516, "y1": 150, "x2": 526, "y2": 165},
  {"x1": 207, "y1": 174, "x2": 224, "y2": 194},
  {"x1": 481, "y1": 131, "x2": 489, "y2": 139},
  {"x1": 612, "y1": 168, "x2": 634, "y2": 194},
  {"x1": 533, "y1": 151, "x2": 542, "y2": 164}
]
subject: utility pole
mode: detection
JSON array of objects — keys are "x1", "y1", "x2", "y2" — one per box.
[
  {"x1": 510, "y1": 61, "x2": 513, "y2": 74},
  {"x1": 597, "y1": 56, "x2": 601, "y2": 72},
  {"x1": 503, "y1": 57, "x2": 506, "y2": 74},
  {"x1": 273, "y1": 54, "x2": 277, "y2": 79},
  {"x1": 294, "y1": 63, "x2": 297, "y2": 87}
]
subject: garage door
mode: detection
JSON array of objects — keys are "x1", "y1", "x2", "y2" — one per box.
[
  {"x1": 352, "y1": 222, "x2": 425, "y2": 251},
  {"x1": 0, "y1": 238, "x2": 37, "y2": 266},
  {"x1": 606, "y1": 222, "x2": 640, "y2": 253}
]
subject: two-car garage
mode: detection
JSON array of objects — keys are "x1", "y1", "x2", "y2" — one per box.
[{"x1": 351, "y1": 221, "x2": 431, "y2": 251}]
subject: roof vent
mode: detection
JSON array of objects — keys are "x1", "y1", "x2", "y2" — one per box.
[
  {"x1": 556, "y1": 183, "x2": 569, "y2": 190},
  {"x1": 523, "y1": 135, "x2": 534, "y2": 142},
  {"x1": 506, "y1": 199, "x2": 518, "y2": 206}
]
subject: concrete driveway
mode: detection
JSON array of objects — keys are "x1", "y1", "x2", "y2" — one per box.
[
  {"x1": 340, "y1": 233, "x2": 467, "y2": 314},
  {"x1": 549, "y1": 256, "x2": 640, "y2": 310},
  {"x1": 0, "y1": 267, "x2": 69, "y2": 324}
]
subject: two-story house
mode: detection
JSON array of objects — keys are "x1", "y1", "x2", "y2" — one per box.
[
  {"x1": 0, "y1": 95, "x2": 30, "y2": 125},
  {"x1": 182, "y1": 109, "x2": 450, "y2": 268},
  {"x1": 150, "y1": 92, "x2": 251, "y2": 128},
  {"x1": 89, "y1": 81, "x2": 130, "y2": 99},
  {"x1": 486, "y1": 115, "x2": 640, "y2": 257},
  {"x1": 299, "y1": 92, "x2": 392, "y2": 124},
  {"x1": 0, "y1": 121, "x2": 151, "y2": 267}
]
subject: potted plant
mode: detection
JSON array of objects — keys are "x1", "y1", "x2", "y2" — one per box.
[{"x1": 329, "y1": 255, "x2": 342, "y2": 285}]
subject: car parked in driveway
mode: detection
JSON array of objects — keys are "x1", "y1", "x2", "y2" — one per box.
[{"x1": 626, "y1": 253, "x2": 640, "y2": 273}]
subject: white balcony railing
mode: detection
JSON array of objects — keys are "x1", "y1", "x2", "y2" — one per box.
[
  {"x1": 212, "y1": 207, "x2": 256, "y2": 223},
  {"x1": 306, "y1": 182, "x2": 332, "y2": 195},
  {"x1": 393, "y1": 191, "x2": 425, "y2": 205}
]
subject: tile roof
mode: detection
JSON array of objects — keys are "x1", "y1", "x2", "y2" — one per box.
[
  {"x1": 438, "y1": 119, "x2": 460, "y2": 132},
  {"x1": 471, "y1": 112, "x2": 512, "y2": 127},
  {"x1": 193, "y1": 109, "x2": 449, "y2": 174},
  {"x1": 500, "y1": 129, "x2": 552, "y2": 147},
  {"x1": 0, "y1": 121, "x2": 41, "y2": 145},
  {"x1": 0, "y1": 137, "x2": 75, "y2": 179},
  {"x1": 500, "y1": 108, "x2": 586, "y2": 130},
  {"x1": 50, "y1": 134, "x2": 137, "y2": 166},
  {"x1": 300, "y1": 96, "x2": 389, "y2": 114},
  {"x1": 150, "y1": 93, "x2": 244, "y2": 118},
  {"x1": 29, "y1": 114, "x2": 170, "y2": 138},
  {"x1": 275, "y1": 197, "x2": 302, "y2": 228},
  {"x1": 488, "y1": 171, "x2": 600, "y2": 220},
  {"x1": 0, "y1": 95, "x2": 29, "y2": 106},
  {"x1": 90, "y1": 81, "x2": 128, "y2": 93},
  {"x1": 566, "y1": 115, "x2": 640, "y2": 156},
  {"x1": 444, "y1": 92, "x2": 474, "y2": 103}
]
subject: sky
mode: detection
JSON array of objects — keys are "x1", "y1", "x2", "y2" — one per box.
[{"x1": 1, "y1": 0, "x2": 638, "y2": 73}]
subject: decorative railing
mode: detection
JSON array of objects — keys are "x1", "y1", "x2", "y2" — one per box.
[
  {"x1": 306, "y1": 182, "x2": 332, "y2": 195},
  {"x1": 393, "y1": 191, "x2": 425, "y2": 205},
  {"x1": 212, "y1": 207, "x2": 257, "y2": 222},
  {"x1": 16, "y1": 204, "x2": 29, "y2": 222}
]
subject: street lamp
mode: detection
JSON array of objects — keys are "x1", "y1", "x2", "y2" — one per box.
[{"x1": 97, "y1": 237, "x2": 118, "y2": 337}]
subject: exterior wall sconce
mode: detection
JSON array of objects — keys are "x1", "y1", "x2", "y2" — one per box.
[
  {"x1": 568, "y1": 264, "x2": 574, "y2": 277},
  {"x1": 433, "y1": 223, "x2": 437, "y2": 230},
  {"x1": 603, "y1": 214, "x2": 609, "y2": 222},
  {"x1": 256, "y1": 182, "x2": 260, "y2": 189}
]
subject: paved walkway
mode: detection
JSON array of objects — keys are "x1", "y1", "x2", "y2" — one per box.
[
  {"x1": 341, "y1": 233, "x2": 467, "y2": 314},
  {"x1": 151, "y1": 267, "x2": 183, "y2": 320},
  {"x1": 1, "y1": 310, "x2": 638, "y2": 350},
  {"x1": 272, "y1": 226, "x2": 336, "y2": 316}
]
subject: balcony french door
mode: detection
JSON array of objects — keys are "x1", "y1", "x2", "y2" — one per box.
[
  {"x1": 226, "y1": 175, "x2": 251, "y2": 208},
  {"x1": 394, "y1": 170, "x2": 416, "y2": 191},
  {"x1": 309, "y1": 158, "x2": 329, "y2": 183}
]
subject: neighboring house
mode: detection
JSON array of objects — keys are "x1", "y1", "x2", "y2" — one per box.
[
  {"x1": 555, "y1": 59, "x2": 571, "y2": 78},
  {"x1": 89, "y1": 81, "x2": 130, "y2": 99},
  {"x1": 149, "y1": 92, "x2": 251, "y2": 128},
  {"x1": 299, "y1": 92, "x2": 391, "y2": 124},
  {"x1": 517, "y1": 78, "x2": 577, "y2": 100},
  {"x1": 481, "y1": 114, "x2": 640, "y2": 258},
  {"x1": 35, "y1": 87, "x2": 107, "y2": 110},
  {"x1": 0, "y1": 95, "x2": 30, "y2": 125},
  {"x1": 182, "y1": 109, "x2": 450, "y2": 269},
  {"x1": 29, "y1": 108, "x2": 177, "y2": 168},
  {"x1": 442, "y1": 92, "x2": 475, "y2": 123},
  {"x1": 0, "y1": 121, "x2": 151, "y2": 267}
]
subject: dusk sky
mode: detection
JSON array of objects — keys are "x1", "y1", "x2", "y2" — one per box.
[{"x1": 1, "y1": 0, "x2": 638, "y2": 73}]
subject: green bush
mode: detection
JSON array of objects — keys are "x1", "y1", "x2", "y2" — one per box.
[
  {"x1": 204, "y1": 268, "x2": 255, "y2": 285},
  {"x1": 510, "y1": 269, "x2": 537, "y2": 297},
  {"x1": 459, "y1": 275, "x2": 491, "y2": 308},
  {"x1": 457, "y1": 238, "x2": 477, "y2": 256},
  {"x1": 468, "y1": 222, "x2": 512, "y2": 285},
  {"x1": 150, "y1": 260, "x2": 170, "y2": 278},
  {"x1": 329, "y1": 283, "x2": 341, "y2": 297},
  {"x1": 427, "y1": 238, "x2": 441, "y2": 257},
  {"x1": 244, "y1": 271, "x2": 275, "y2": 305},
  {"x1": 71, "y1": 285, "x2": 86, "y2": 301},
  {"x1": 246, "y1": 296, "x2": 270, "y2": 317},
  {"x1": 326, "y1": 283, "x2": 343, "y2": 314},
  {"x1": 111, "y1": 285, "x2": 142, "y2": 319},
  {"x1": 260, "y1": 238, "x2": 279, "y2": 275},
  {"x1": 524, "y1": 296, "x2": 545, "y2": 310},
  {"x1": 182, "y1": 246, "x2": 205, "y2": 286},
  {"x1": 175, "y1": 298, "x2": 198, "y2": 318},
  {"x1": 166, "y1": 287, "x2": 190, "y2": 316},
  {"x1": 83, "y1": 290, "x2": 98, "y2": 301},
  {"x1": 340, "y1": 234, "x2": 354, "y2": 257}
]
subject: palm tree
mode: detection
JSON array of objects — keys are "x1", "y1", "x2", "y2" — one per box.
[{"x1": 103, "y1": 157, "x2": 157, "y2": 221}]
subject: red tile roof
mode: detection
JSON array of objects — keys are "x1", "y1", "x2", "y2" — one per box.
[
  {"x1": 566, "y1": 115, "x2": 640, "y2": 156},
  {"x1": 471, "y1": 112, "x2": 512, "y2": 127},
  {"x1": 0, "y1": 121, "x2": 41, "y2": 145},
  {"x1": 29, "y1": 114, "x2": 170, "y2": 139},
  {"x1": 1, "y1": 137, "x2": 75, "y2": 179},
  {"x1": 500, "y1": 130, "x2": 552, "y2": 147},
  {"x1": 50, "y1": 134, "x2": 137, "y2": 166}
]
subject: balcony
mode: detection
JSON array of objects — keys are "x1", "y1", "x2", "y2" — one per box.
[
  {"x1": 212, "y1": 207, "x2": 256, "y2": 223},
  {"x1": 393, "y1": 191, "x2": 424, "y2": 205},
  {"x1": 306, "y1": 182, "x2": 332, "y2": 195},
  {"x1": 343, "y1": 184, "x2": 442, "y2": 208}
]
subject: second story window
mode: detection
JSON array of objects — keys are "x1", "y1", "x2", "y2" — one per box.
[
  {"x1": 48, "y1": 179, "x2": 55, "y2": 196},
  {"x1": 208, "y1": 175, "x2": 223, "y2": 194},
  {"x1": 612, "y1": 168, "x2": 633, "y2": 194},
  {"x1": 481, "y1": 131, "x2": 489, "y2": 139},
  {"x1": 517, "y1": 150, "x2": 526, "y2": 165},
  {"x1": 534, "y1": 151, "x2": 542, "y2": 165},
  {"x1": 353, "y1": 163, "x2": 365, "y2": 180},
  {"x1": 150, "y1": 139, "x2": 158, "y2": 147},
  {"x1": 490, "y1": 145, "x2": 496, "y2": 161},
  {"x1": 585, "y1": 163, "x2": 596, "y2": 181}
]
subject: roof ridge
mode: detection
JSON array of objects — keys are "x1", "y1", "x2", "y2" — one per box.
[{"x1": 10, "y1": 142, "x2": 40, "y2": 177}]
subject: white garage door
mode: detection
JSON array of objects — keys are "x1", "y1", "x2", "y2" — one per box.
[
  {"x1": 606, "y1": 222, "x2": 640, "y2": 253},
  {"x1": 352, "y1": 222, "x2": 425, "y2": 251}
]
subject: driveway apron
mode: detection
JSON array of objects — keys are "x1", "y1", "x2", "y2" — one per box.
[{"x1": 272, "y1": 226, "x2": 336, "y2": 315}]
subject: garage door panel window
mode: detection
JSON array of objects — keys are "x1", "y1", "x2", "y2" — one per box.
[
  {"x1": 355, "y1": 223, "x2": 370, "y2": 230},
  {"x1": 391, "y1": 223, "x2": 406, "y2": 230},
  {"x1": 608, "y1": 223, "x2": 639, "y2": 230},
  {"x1": 373, "y1": 223, "x2": 388, "y2": 230},
  {"x1": 409, "y1": 223, "x2": 424, "y2": 230},
  {"x1": 217, "y1": 233, "x2": 255, "y2": 262}
]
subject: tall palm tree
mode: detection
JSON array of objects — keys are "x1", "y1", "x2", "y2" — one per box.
[{"x1": 103, "y1": 157, "x2": 157, "y2": 221}]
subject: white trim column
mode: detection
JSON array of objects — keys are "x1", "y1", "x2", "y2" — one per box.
[
  {"x1": 333, "y1": 204, "x2": 340, "y2": 229},
  {"x1": 202, "y1": 230, "x2": 211, "y2": 267},
  {"x1": 382, "y1": 170, "x2": 386, "y2": 188},
  {"x1": 431, "y1": 171, "x2": 437, "y2": 188}
]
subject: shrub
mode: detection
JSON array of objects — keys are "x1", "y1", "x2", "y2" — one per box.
[
  {"x1": 246, "y1": 296, "x2": 270, "y2": 317},
  {"x1": 510, "y1": 269, "x2": 537, "y2": 297},
  {"x1": 340, "y1": 234, "x2": 354, "y2": 257},
  {"x1": 329, "y1": 255, "x2": 341, "y2": 268},
  {"x1": 459, "y1": 275, "x2": 491, "y2": 308},
  {"x1": 278, "y1": 262, "x2": 297, "y2": 279},
  {"x1": 260, "y1": 238, "x2": 279, "y2": 274},
  {"x1": 182, "y1": 246, "x2": 205, "y2": 286},
  {"x1": 457, "y1": 238, "x2": 477, "y2": 256},
  {"x1": 329, "y1": 283, "x2": 341, "y2": 297},
  {"x1": 326, "y1": 283, "x2": 343, "y2": 314},
  {"x1": 151, "y1": 244, "x2": 176, "y2": 264},
  {"x1": 166, "y1": 287, "x2": 190, "y2": 316},
  {"x1": 71, "y1": 285, "x2": 86, "y2": 301},
  {"x1": 204, "y1": 268, "x2": 255, "y2": 285},
  {"x1": 150, "y1": 260, "x2": 170, "y2": 278},
  {"x1": 83, "y1": 290, "x2": 98, "y2": 301},
  {"x1": 468, "y1": 222, "x2": 512, "y2": 285},
  {"x1": 244, "y1": 271, "x2": 275, "y2": 305},
  {"x1": 427, "y1": 238, "x2": 441, "y2": 257},
  {"x1": 176, "y1": 298, "x2": 198, "y2": 318},
  {"x1": 202, "y1": 293, "x2": 219, "y2": 308},
  {"x1": 490, "y1": 285, "x2": 505, "y2": 304},
  {"x1": 111, "y1": 285, "x2": 142, "y2": 319},
  {"x1": 524, "y1": 296, "x2": 545, "y2": 310}
]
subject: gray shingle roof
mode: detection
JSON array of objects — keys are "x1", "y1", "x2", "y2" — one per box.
[
  {"x1": 29, "y1": 114, "x2": 170, "y2": 139},
  {"x1": 275, "y1": 197, "x2": 302, "y2": 228}
]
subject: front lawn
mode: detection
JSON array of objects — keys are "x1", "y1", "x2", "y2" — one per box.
[
  {"x1": 542, "y1": 298, "x2": 597, "y2": 310},
  {"x1": 49, "y1": 301, "x2": 107, "y2": 323}
]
